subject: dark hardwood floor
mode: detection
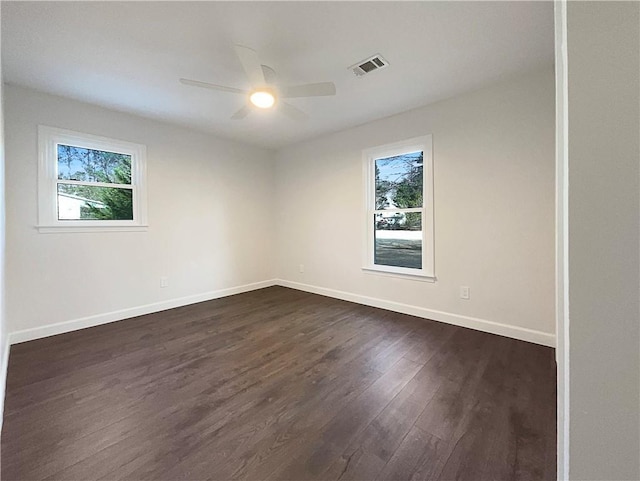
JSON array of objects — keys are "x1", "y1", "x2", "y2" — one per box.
[{"x1": 1, "y1": 286, "x2": 556, "y2": 480}]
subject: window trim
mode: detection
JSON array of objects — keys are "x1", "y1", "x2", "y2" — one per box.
[
  {"x1": 362, "y1": 134, "x2": 435, "y2": 280},
  {"x1": 37, "y1": 126, "x2": 148, "y2": 233}
]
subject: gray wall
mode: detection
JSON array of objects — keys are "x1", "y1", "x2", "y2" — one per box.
[
  {"x1": 0, "y1": 0, "x2": 8, "y2": 430},
  {"x1": 568, "y1": 2, "x2": 640, "y2": 479}
]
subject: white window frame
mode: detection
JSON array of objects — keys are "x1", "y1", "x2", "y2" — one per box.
[
  {"x1": 362, "y1": 134, "x2": 435, "y2": 280},
  {"x1": 37, "y1": 126, "x2": 148, "y2": 233}
]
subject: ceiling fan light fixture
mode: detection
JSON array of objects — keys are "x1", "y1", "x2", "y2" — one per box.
[
  {"x1": 250, "y1": 90, "x2": 276, "y2": 109},
  {"x1": 180, "y1": 46, "x2": 336, "y2": 120}
]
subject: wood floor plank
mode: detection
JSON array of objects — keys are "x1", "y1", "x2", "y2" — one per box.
[
  {"x1": 322, "y1": 351, "x2": 449, "y2": 481},
  {"x1": 40, "y1": 309, "x2": 404, "y2": 481},
  {"x1": 268, "y1": 357, "x2": 424, "y2": 481},
  {"x1": 119, "y1": 326, "x2": 403, "y2": 480},
  {"x1": 1, "y1": 286, "x2": 556, "y2": 481},
  {"x1": 375, "y1": 425, "x2": 447, "y2": 481},
  {"x1": 323, "y1": 447, "x2": 387, "y2": 481},
  {"x1": 7, "y1": 298, "x2": 358, "y2": 441},
  {"x1": 211, "y1": 330, "x2": 419, "y2": 481},
  {"x1": 435, "y1": 335, "x2": 555, "y2": 481},
  {"x1": 21, "y1": 313, "x2": 376, "y2": 479}
]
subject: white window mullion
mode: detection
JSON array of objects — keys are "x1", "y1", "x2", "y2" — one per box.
[
  {"x1": 373, "y1": 207, "x2": 423, "y2": 215},
  {"x1": 56, "y1": 179, "x2": 134, "y2": 190}
]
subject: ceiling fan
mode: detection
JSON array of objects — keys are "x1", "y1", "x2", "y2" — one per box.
[{"x1": 180, "y1": 45, "x2": 336, "y2": 121}]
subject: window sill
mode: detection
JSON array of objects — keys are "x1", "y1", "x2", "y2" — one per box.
[
  {"x1": 37, "y1": 225, "x2": 149, "y2": 234},
  {"x1": 362, "y1": 267, "x2": 436, "y2": 283}
]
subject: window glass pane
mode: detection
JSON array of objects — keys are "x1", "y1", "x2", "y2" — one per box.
[
  {"x1": 57, "y1": 183, "x2": 133, "y2": 220},
  {"x1": 374, "y1": 212, "x2": 422, "y2": 269},
  {"x1": 375, "y1": 151, "x2": 423, "y2": 210},
  {"x1": 57, "y1": 144, "x2": 132, "y2": 185}
]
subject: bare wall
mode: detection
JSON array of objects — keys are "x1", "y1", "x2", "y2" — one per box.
[
  {"x1": 0, "y1": 1, "x2": 8, "y2": 428},
  {"x1": 4, "y1": 85, "x2": 275, "y2": 339},
  {"x1": 567, "y1": 2, "x2": 640, "y2": 479},
  {"x1": 275, "y1": 68, "x2": 556, "y2": 344}
]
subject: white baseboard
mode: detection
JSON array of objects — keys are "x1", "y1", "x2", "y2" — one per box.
[
  {"x1": 8, "y1": 279, "x2": 278, "y2": 345},
  {"x1": 277, "y1": 279, "x2": 556, "y2": 347},
  {"x1": 7, "y1": 278, "x2": 555, "y2": 348}
]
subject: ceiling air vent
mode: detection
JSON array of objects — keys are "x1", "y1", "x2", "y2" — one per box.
[{"x1": 349, "y1": 54, "x2": 389, "y2": 77}]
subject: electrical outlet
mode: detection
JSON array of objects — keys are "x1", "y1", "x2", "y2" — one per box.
[
  {"x1": 460, "y1": 286, "x2": 470, "y2": 300},
  {"x1": 160, "y1": 276, "x2": 169, "y2": 288},
  {"x1": 298, "y1": 264, "x2": 305, "y2": 273}
]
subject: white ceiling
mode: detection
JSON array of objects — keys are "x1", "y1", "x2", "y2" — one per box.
[{"x1": 2, "y1": 1, "x2": 554, "y2": 149}]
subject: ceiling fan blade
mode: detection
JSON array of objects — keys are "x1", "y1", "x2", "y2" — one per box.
[
  {"x1": 280, "y1": 82, "x2": 336, "y2": 98},
  {"x1": 261, "y1": 65, "x2": 278, "y2": 85},
  {"x1": 279, "y1": 101, "x2": 308, "y2": 121},
  {"x1": 180, "y1": 78, "x2": 247, "y2": 94},
  {"x1": 231, "y1": 105, "x2": 252, "y2": 120},
  {"x1": 234, "y1": 45, "x2": 266, "y2": 88}
]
